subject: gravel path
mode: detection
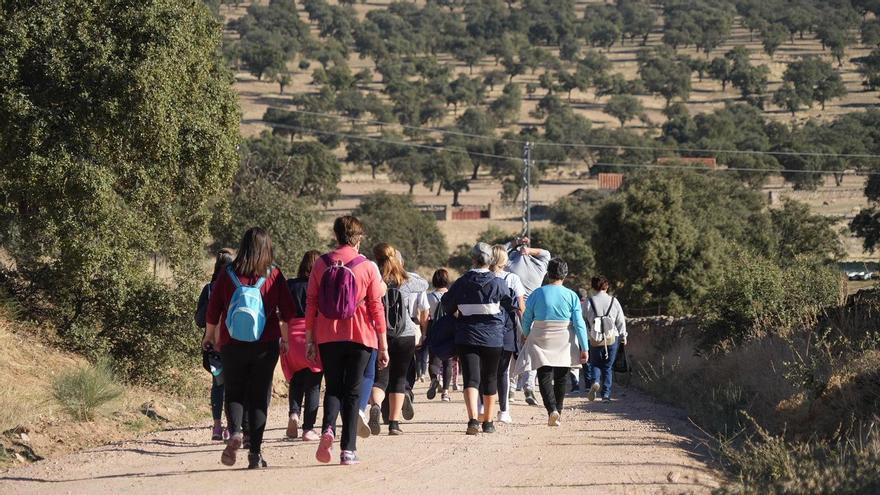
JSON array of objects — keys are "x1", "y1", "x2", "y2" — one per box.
[{"x1": 0, "y1": 384, "x2": 719, "y2": 495}]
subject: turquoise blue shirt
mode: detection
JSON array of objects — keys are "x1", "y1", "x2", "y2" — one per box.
[{"x1": 522, "y1": 284, "x2": 589, "y2": 351}]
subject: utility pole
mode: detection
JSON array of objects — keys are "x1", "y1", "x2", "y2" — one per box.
[{"x1": 522, "y1": 141, "x2": 532, "y2": 239}]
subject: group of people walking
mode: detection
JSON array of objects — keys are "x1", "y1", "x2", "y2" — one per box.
[{"x1": 196, "y1": 216, "x2": 627, "y2": 468}]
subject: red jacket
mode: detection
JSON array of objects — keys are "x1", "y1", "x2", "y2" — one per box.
[
  {"x1": 206, "y1": 266, "x2": 296, "y2": 348},
  {"x1": 305, "y1": 245, "x2": 386, "y2": 348}
]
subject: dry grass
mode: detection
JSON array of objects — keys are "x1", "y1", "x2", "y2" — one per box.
[{"x1": 0, "y1": 308, "x2": 211, "y2": 466}]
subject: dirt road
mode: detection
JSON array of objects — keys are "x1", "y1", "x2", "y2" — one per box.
[{"x1": 0, "y1": 385, "x2": 719, "y2": 495}]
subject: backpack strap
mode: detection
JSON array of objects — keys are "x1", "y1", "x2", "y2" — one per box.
[
  {"x1": 253, "y1": 266, "x2": 272, "y2": 290},
  {"x1": 588, "y1": 297, "x2": 598, "y2": 317},
  {"x1": 226, "y1": 265, "x2": 242, "y2": 289},
  {"x1": 604, "y1": 297, "x2": 615, "y2": 317},
  {"x1": 345, "y1": 255, "x2": 367, "y2": 269}
]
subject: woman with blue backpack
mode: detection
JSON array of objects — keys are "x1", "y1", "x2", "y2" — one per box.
[
  {"x1": 195, "y1": 248, "x2": 235, "y2": 442},
  {"x1": 305, "y1": 216, "x2": 389, "y2": 466},
  {"x1": 203, "y1": 227, "x2": 297, "y2": 469}
]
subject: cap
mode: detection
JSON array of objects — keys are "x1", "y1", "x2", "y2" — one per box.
[{"x1": 471, "y1": 242, "x2": 493, "y2": 266}]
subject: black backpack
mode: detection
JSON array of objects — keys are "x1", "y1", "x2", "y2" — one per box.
[{"x1": 383, "y1": 283, "x2": 409, "y2": 338}]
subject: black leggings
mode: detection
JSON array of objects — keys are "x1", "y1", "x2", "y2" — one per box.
[
  {"x1": 536, "y1": 366, "x2": 570, "y2": 415},
  {"x1": 456, "y1": 344, "x2": 503, "y2": 396},
  {"x1": 289, "y1": 369, "x2": 323, "y2": 431},
  {"x1": 221, "y1": 340, "x2": 279, "y2": 454},
  {"x1": 429, "y1": 352, "x2": 454, "y2": 390},
  {"x1": 374, "y1": 335, "x2": 416, "y2": 394},
  {"x1": 319, "y1": 341, "x2": 371, "y2": 452}
]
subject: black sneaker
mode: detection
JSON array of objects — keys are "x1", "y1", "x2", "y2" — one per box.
[
  {"x1": 466, "y1": 419, "x2": 480, "y2": 436},
  {"x1": 368, "y1": 404, "x2": 381, "y2": 435},
  {"x1": 247, "y1": 452, "x2": 268, "y2": 469},
  {"x1": 427, "y1": 377, "x2": 440, "y2": 400},
  {"x1": 524, "y1": 389, "x2": 538, "y2": 406},
  {"x1": 481, "y1": 421, "x2": 496, "y2": 434},
  {"x1": 402, "y1": 392, "x2": 415, "y2": 420},
  {"x1": 388, "y1": 421, "x2": 403, "y2": 435},
  {"x1": 602, "y1": 397, "x2": 612, "y2": 404}
]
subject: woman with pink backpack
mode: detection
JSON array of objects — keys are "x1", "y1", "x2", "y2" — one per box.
[{"x1": 305, "y1": 216, "x2": 389, "y2": 465}]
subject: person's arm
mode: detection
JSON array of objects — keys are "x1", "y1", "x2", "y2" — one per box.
[
  {"x1": 615, "y1": 298, "x2": 627, "y2": 344},
  {"x1": 365, "y1": 263, "x2": 390, "y2": 368},
  {"x1": 274, "y1": 269, "x2": 295, "y2": 353},
  {"x1": 570, "y1": 293, "x2": 589, "y2": 352},
  {"x1": 304, "y1": 259, "x2": 323, "y2": 346},
  {"x1": 195, "y1": 284, "x2": 209, "y2": 329},
  {"x1": 526, "y1": 247, "x2": 551, "y2": 262},
  {"x1": 521, "y1": 293, "x2": 536, "y2": 338},
  {"x1": 204, "y1": 274, "x2": 228, "y2": 350}
]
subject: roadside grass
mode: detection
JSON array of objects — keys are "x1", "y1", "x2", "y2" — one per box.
[{"x1": 52, "y1": 359, "x2": 123, "y2": 421}]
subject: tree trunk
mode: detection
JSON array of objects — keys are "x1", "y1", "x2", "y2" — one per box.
[
  {"x1": 452, "y1": 190, "x2": 461, "y2": 206},
  {"x1": 471, "y1": 162, "x2": 480, "y2": 180},
  {"x1": 408, "y1": 183, "x2": 415, "y2": 194},
  {"x1": 835, "y1": 173, "x2": 843, "y2": 186},
  {"x1": 371, "y1": 163, "x2": 378, "y2": 179}
]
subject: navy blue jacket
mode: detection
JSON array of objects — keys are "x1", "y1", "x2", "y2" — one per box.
[{"x1": 442, "y1": 269, "x2": 514, "y2": 348}]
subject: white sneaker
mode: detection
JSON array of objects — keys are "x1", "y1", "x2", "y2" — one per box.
[
  {"x1": 497, "y1": 411, "x2": 512, "y2": 424},
  {"x1": 548, "y1": 410, "x2": 561, "y2": 427},
  {"x1": 357, "y1": 409, "x2": 371, "y2": 439}
]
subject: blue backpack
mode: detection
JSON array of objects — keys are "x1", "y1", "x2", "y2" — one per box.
[{"x1": 225, "y1": 265, "x2": 269, "y2": 342}]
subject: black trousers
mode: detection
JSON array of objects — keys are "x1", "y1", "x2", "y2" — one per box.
[
  {"x1": 221, "y1": 340, "x2": 279, "y2": 454},
  {"x1": 289, "y1": 369, "x2": 323, "y2": 431},
  {"x1": 429, "y1": 352, "x2": 454, "y2": 390},
  {"x1": 319, "y1": 341, "x2": 371, "y2": 452},
  {"x1": 536, "y1": 366, "x2": 570, "y2": 415},
  {"x1": 456, "y1": 344, "x2": 503, "y2": 396},
  {"x1": 374, "y1": 335, "x2": 416, "y2": 394}
]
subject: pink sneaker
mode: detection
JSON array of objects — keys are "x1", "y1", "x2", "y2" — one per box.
[
  {"x1": 315, "y1": 428, "x2": 334, "y2": 463},
  {"x1": 302, "y1": 429, "x2": 319, "y2": 442}
]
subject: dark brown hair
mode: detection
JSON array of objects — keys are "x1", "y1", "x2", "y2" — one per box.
[
  {"x1": 373, "y1": 243, "x2": 408, "y2": 286},
  {"x1": 211, "y1": 248, "x2": 235, "y2": 282},
  {"x1": 432, "y1": 268, "x2": 450, "y2": 289},
  {"x1": 547, "y1": 258, "x2": 569, "y2": 281},
  {"x1": 297, "y1": 250, "x2": 321, "y2": 279},
  {"x1": 334, "y1": 215, "x2": 365, "y2": 247},
  {"x1": 591, "y1": 276, "x2": 610, "y2": 292},
  {"x1": 233, "y1": 227, "x2": 274, "y2": 278}
]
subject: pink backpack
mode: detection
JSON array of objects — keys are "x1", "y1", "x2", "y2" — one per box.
[{"x1": 317, "y1": 254, "x2": 367, "y2": 319}]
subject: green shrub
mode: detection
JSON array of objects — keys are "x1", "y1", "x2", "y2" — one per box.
[
  {"x1": 698, "y1": 253, "x2": 842, "y2": 352},
  {"x1": 354, "y1": 192, "x2": 447, "y2": 268},
  {"x1": 211, "y1": 178, "x2": 321, "y2": 269},
  {"x1": 52, "y1": 360, "x2": 123, "y2": 421}
]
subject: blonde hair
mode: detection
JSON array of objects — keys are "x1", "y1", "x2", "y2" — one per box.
[
  {"x1": 373, "y1": 243, "x2": 408, "y2": 287},
  {"x1": 490, "y1": 245, "x2": 509, "y2": 272}
]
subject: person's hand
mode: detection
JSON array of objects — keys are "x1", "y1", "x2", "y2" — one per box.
[
  {"x1": 621, "y1": 337, "x2": 627, "y2": 346},
  {"x1": 280, "y1": 338, "x2": 290, "y2": 354},
  {"x1": 580, "y1": 351, "x2": 588, "y2": 364},
  {"x1": 416, "y1": 335, "x2": 426, "y2": 350},
  {"x1": 306, "y1": 342, "x2": 317, "y2": 362},
  {"x1": 201, "y1": 335, "x2": 213, "y2": 352},
  {"x1": 378, "y1": 349, "x2": 390, "y2": 369}
]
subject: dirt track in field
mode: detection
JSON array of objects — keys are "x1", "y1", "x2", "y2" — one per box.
[{"x1": 0, "y1": 382, "x2": 719, "y2": 495}]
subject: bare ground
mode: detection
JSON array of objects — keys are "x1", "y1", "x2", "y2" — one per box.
[{"x1": 0, "y1": 382, "x2": 719, "y2": 495}]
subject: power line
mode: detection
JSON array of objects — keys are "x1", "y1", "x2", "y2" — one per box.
[
  {"x1": 263, "y1": 121, "x2": 880, "y2": 176},
  {"x1": 267, "y1": 107, "x2": 880, "y2": 160}
]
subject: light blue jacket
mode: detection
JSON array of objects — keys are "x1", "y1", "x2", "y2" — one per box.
[{"x1": 522, "y1": 284, "x2": 589, "y2": 351}]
